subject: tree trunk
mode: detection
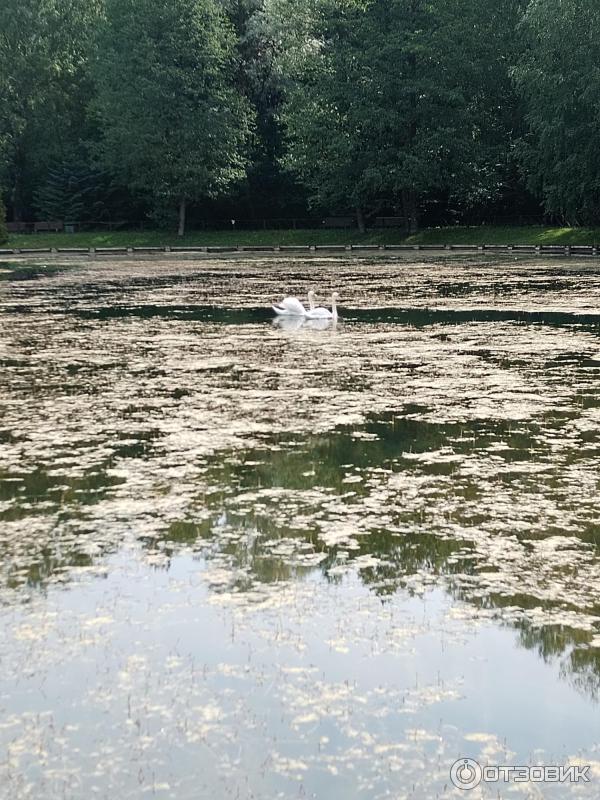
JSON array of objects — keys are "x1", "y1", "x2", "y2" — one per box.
[
  {"x1": 401, "y1": 189, "x2": 418, "y2": 235},
  {"x1": 12, "y1": 144, "x2": 26, "y2": 222},
  {"x1": 178, "y1": 196, "x2": 187, "y2": 237},
  {"x1": 356, "y1": 207, "x2": 366, "y2": 234}
]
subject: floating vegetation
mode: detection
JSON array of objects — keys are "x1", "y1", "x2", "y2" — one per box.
[{"x1": 0, "y1": 255, "x2": 599, "y2": 798}]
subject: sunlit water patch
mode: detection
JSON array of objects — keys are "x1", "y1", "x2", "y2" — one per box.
[{"x1": 1, "y1": 255, "x2": 600, "y2": 798}]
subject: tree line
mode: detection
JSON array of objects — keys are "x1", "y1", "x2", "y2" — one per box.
[{"x1": 0, "y1": 0, "x2": 598, "y2": 235}]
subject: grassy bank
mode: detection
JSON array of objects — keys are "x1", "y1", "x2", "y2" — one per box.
[
  {"x1": 407, "y1": 225, "x2": 600, "y2": 245},
  {"x1": 5, "y1": 225, "x2": 600, "y2": 250}
]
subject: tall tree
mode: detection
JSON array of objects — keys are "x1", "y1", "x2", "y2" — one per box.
[
  {"x1": 271, "y1": 0, "x2": 522, "y2": 232},
  {"x1": 94, "y1": 0, "x2": 253, "y2": 235},
  {"x1": 222, "y1": 0, "x2": 306, "y2": 218},
  {"x1": 514, "y1": 0, "x2": 600, "y2": 224}
]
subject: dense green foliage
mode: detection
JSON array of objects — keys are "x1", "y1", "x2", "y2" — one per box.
[
  {"x1": 94, "y1": 0, "x2": 252, "y2": 234},
  {"x1": 275, "y1": 0, "x2": 524, "y2": 231},
  {"x1": 0, "y1": 0, "x2": 598, "y2": 231},
  {"x1": 514, "y1": 0, "x2": 600, "y2": 224},
  {"x1": 0, "y1": 0, "x2": 103, "y2": 221}
]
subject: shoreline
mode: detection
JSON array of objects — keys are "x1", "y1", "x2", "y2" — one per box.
[{"x1": 1, "y1": 241, "x2": 600, "y2": 262}]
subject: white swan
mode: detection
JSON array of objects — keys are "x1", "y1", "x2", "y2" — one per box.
[
  {"x1": 272, "y1": 296, "x2": 305, "y2": 316},
  {"x1": 304, "y1": 292, "x2": 339, "y2": 321},
  {"x1": 272, "y1": 291, "x2": 317, "y2": 316},
  {"x1": 273, "y1": 291, "x2": 316, "y2": 317}
]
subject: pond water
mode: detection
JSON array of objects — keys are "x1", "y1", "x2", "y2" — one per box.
[{"x1": 1, "y1": 255, "x2": 600, "y2": 799}]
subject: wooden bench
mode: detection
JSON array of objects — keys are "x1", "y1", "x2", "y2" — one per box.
[
  {"x1": 323, "y1": 216, "x2": 355, "y2": 228},
  {"x1": 7, "y1": 222, "x2": 30, "y2": 233},
  {"x1": 375, "y1": 216, "x2": 406, "y2": 228}
]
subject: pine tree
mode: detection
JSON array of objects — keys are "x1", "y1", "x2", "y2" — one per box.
[{"x1": 34, "y1": 165, "x2": 86, "y2": 222}]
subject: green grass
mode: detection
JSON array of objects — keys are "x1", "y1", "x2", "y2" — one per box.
[
  {"x1": 405, "y1": 225, "x2": 600, "y2": 245},
  {"x1": 5, "y1": 228, "x2": 381, "y2": 249},
  {"x1": 4, "y1": 224, "x2": 600, "y2": 250}
]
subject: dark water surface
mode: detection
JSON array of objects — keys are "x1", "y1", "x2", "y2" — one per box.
[{"x1": 1, "y1": 255, "x2": 600, "y2": 799}]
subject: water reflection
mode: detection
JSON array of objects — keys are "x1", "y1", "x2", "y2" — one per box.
[
  {"x1": 1, "y1": 256, "x2": 600, "y2": 797},
  {"x1": 0, "y1": 262, "x2": 62, "y2": 282},
  {"x1": 66, "y1": 304, "x2": 600, "y2": 330},
  {"x1": 274, "y1": 315, "x2": 337, "y2": 333},
  {"x1": 147, "y1": 412, "x2": 600, "y2": 687}
]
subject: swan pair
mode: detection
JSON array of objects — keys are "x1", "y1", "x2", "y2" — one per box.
[{"x1": 273, "y1": 290, "x2": 339, "y2": 321}]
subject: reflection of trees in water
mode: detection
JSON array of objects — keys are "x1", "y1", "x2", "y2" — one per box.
[
  {"x1": 518, "y1": 622, "x2": 600, "y2": 702},
  {"x1": 162, "y1": 500, "x2": 600, "y2": 699},
  {"x1": 0, "y1": 264, "x2": 63, "y2": 283},
  {"x1": 154, "y1": 415, "x2": 600, "y2": 697},
  {"x1": 0, "y1": 427, "x2": 163, "y2": 592},
  {"x1": 162, "y1": 516, "x2": 336, "y2": 588},
  {"x1": 3, "y1": 408, "x2": 600, "y2": 697},
  {"x1": 0, "y1": 411, "x2": 561, "y2": 593},
  {"x1": 352, "y1": 529, "x2": 474, "y2": 594},
  {"x1": 563, "y1": 646, "x2": 600, "y2": 702},
  {"x1": 0, "y1": 466, "x2": 125, "y2": 591}
]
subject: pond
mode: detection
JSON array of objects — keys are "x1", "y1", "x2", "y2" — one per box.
[{"x1": 1, "y1": 254, "x2": 600, "y2": 799}]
